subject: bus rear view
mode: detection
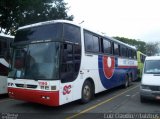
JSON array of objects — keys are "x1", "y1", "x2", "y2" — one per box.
[{"x1": 0, "y1": 34, "x2": 14, "y2": 94}]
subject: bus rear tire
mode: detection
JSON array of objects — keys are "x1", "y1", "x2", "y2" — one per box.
[
  {"x1": 80, "y1": 80, "x2": 93, "y2": 104},
  {"x1": 140, "y1": 96, "x2": 147, "y2": 103},
  {"x1": 123, "y1": 75, "x2": 129, "y2": 88}
]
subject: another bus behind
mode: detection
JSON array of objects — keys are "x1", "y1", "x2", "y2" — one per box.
[
  {"x1": 137, "y1": 51, "x2": 147, "y2": 80},
  {"x1": 0, "y1": 34, "x2": 14, "y2": 94}
]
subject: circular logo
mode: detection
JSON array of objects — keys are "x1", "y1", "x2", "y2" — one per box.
[{"x1": 103, "y1": 56, "x2": 115, "y2": 79}]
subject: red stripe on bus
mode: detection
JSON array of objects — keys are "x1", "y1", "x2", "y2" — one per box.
[
  {"x1": 8, "y1": 87, "x2": 59, "y2": 106},
  {"x1": 118, "y1": 66, "x2": 137, "y2": 68}
]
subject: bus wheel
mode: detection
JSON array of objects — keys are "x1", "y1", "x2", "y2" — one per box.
[
  {"x1": 81, "y1": 80, "x2": 93, "y2": 104},
  {"x1": 123, "y1": 75, "x2": 129, "y2": 88}
]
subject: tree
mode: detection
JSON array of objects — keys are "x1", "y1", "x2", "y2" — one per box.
[
  {"x1": 113, "y1": 36, "x2": 147, "y2": 54},
  {"x1": 0, "y1": 0, "x2": 73, "y2": 35},
  {"x1": 113, "y1": 36, "x2": 160, "y2": 56},
  {"x1": 146, "y1": 42, "x2": 160, "y2": 56}
]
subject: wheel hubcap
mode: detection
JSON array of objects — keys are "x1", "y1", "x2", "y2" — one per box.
[{"x1": 83, "y1": 85, "x2": 91, "y2": 100}]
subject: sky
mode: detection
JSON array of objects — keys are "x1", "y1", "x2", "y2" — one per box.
[{"x1": 65, "y1": 0, "x2": 160, "y2": 43}]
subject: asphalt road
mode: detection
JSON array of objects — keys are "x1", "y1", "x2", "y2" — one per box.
[{"x1": 0, "y1": 82, "x2": 160, "y2": 119}]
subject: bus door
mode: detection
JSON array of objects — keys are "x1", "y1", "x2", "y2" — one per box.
[
  {"x1": 60, "y1": 43, "x2": 81, "y2": 104},
  {"x1": 60, "y1": 43, "x2": 74, "y2": 104}
]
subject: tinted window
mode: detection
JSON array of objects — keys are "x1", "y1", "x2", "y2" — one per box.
[
  {"x1": 114, "y1": 43, "x2": 119, "y2": 55},
  {"x1": 128, "y1": 49, "x2": 132, "y2": 58},
  {"x1": 74, "y1": 45, "x2": 81, "y2": 75},
  {"x1": 121, "y1": 46, "x2": 126, "y2": 57},
  {"x1": 92, "y1": 36, "x2": 99, "y2": 52},
  {"x1": 84, "y1": 32, "x2": 93, "y2": 51},
  {"x1": 126, "y1": 48, "x2": 129, "y2": 58},
  {"x1": 63, "y1": 24, "x2": 81, "y2": 44},
  {"x1": 103, "y1": 39, "x2": 111, "y2": 54},
  {"x1": 0, "y1": 40, "x2": 7, "y2": 56},
  {"x1": 15, "y1": 23, "x2": 63, "y2": 43},
  {"x1": 61, "y1": 44, "x2": 74, "y2": 82},
  {"x1": 133, "y1": 51, "x2": 137, "y2": 59}
]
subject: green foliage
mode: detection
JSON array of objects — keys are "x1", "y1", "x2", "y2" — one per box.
[
  {"x1": 146, "y1": 42, "x2": 160, "y2": 56},
  {"x1": 0, "y1": 0, "x2": 73, "y2": 35},
  {"x1": 113, "y1": 36, "x2": 147, "y2": 54},
  {"x1": 113, "y1": 37, "x2": 160, "y2": 56}
]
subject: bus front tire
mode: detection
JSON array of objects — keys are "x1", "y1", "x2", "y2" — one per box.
[{"x1": 80, "y1": 80, "x2": 93, "y2": 104}]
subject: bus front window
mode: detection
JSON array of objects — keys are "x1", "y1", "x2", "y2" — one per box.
[{"x1": 9, "y1": 42, "x2": 60, "y2": 80}]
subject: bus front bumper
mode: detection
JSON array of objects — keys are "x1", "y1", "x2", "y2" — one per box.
[{"x1": 8, "y1": 87, "x2": 59, "y2": 106}]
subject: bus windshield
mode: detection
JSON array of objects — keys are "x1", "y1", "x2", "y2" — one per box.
[
  {"x1": 9, "y1": 42, "x2": 60, "y2": 80},
  {"x1": 14, "y1": 23, "x2": 62, "y2": 43},
  {"x1": 144, "y1": 60, "x2": 160, "y2": 74}
]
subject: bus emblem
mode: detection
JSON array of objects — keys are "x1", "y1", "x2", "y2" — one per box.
[
  {"x1": 103, "y1": 56, "x2": 115, "y2": 79},
  {"x1": 63, "y1": 85, "x2": 71, "y2": 95}
]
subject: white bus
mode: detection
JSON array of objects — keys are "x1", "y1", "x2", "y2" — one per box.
[
  {"x1": 0, "y1": 34, "x2": 14, "y2": 94},
  {"x1": 8, "y1": 20, "x2": 137, "y2": 106}
]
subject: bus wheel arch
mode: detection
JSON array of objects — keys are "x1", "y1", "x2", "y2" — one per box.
[{"x1": 80, "y1": 78, "x2": 95, "y2": 104}]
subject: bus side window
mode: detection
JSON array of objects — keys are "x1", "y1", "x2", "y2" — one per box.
[
  {"x1": 128, "y1": 49, "x2": 132, "y2": 58},
  {"x1": 84, "y1": 31, "x2": 100, "y2": 53},
  {"x1": 92, "y1": 35, "x2": 99, "y2": 52},
  {"x1": 84, "y1": 31, "x2": 93, "y2": 52},
  {"x1": 118, "y1": 45, "x2": 121, "y2": 56},
  {"x1": 114, "y1": 43, "x2": 119, "y2": 56},
  {"x1": 126, "y1": 48, "x2": 128, "y2": 58},
  {"x1": 121, "y1": 46, "x2": 126, "y2": 57},
  {"x1": 103, "y1": 39, "x2": 111, "y2": 54},
  {"x1": 73, "y1": 45, "x2": 81, "y2": 76},
  {"x1": 0, "y1": 40, "x2": 7, "y2": 57},
  {"x1": 134, "y1": 51, "x2": 137, "y2": 59}
]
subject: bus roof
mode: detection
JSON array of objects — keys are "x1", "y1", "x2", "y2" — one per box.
[
  {"x1": 18, "y1": 20, "x2": 136, "y2": 50},
  {"x1": 0, "y1": 33, "x2": 14, "y2": 39},
  {"x1": 18, "y1": 20, "x2": 80, "y2": 30}
]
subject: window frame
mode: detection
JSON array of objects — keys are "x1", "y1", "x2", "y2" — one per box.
[
  {"x1": 102, "y1": 38, "x2": 112, "y2": 54},
  {"x1": 84, "y1": 30, "x2": 100, "y2": 53}
]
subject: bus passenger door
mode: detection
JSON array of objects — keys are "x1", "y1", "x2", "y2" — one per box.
[{"x1": 60, "y1": 44, "x2": 74, "y2": 104}]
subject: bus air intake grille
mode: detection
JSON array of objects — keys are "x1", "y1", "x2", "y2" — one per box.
[
  {"x1": 15, "y1": 84, "x2": 37, "y2": 89},
  {"x1": 27, "y1": 85, "x2": 37, "y2": 89},
  {"x1": 15, "y1": 84, "x2": 24, "y2": 87}
]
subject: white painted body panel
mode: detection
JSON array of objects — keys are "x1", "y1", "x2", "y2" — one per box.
[{"x1": 0, "y1": 76, "x2": 7, "y2": 94}]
